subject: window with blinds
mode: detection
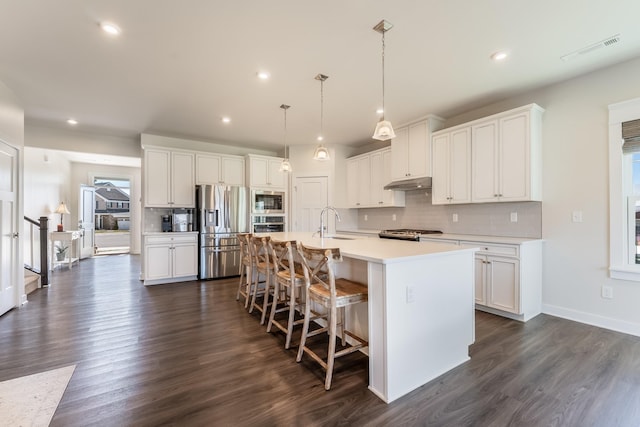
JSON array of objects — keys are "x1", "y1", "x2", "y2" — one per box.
[{"x1": 622, "y1": 118, "x2": 640, "y2": 153}]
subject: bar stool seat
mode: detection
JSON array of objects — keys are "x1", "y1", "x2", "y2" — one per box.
[{"x1": 295, "y1": 242, "x2": 368, "y2": 390}]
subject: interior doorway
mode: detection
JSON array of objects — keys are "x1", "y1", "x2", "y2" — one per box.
[
  {"x1": 92, "y1": 177, "x2": 131, "y2": 255},
  {"x1": 292, "y1": 176, "x2": 329, "y2": 233},
  {"x1": 0, "y1": 139, "x2": 18, "y2": 316}
]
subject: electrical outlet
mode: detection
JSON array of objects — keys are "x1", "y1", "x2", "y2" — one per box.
[
  {"x1": 602, "y1": 285, "x2": 613, "y2": 299},
  {"x1": 452, "y1": 213, "x2": 458, "y2": 223},
  {"x1": 406, "y1": 285, "x2": 415, "y2": 303},
  {"x1": 510, "y1": 212, "x2": 518, "y2": 223},
  {"x1": 364, "y1": 214, "x2": 368, "y2": 221},
  {"x1": 392, "y1": 214, "x2": 397, "y2": 221}
]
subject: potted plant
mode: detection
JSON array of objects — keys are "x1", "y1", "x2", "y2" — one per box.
[{"x1": 55, "y1": 243, "x2": 68, "y2": 261}]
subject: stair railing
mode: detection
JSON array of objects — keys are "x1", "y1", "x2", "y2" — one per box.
[{"x1": 23, "y1": 216, "x2": 49, "y2": 286}]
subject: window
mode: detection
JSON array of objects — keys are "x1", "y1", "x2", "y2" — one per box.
[{"x1": 609, "y1": 97, "x2": 640, "y2": 280}]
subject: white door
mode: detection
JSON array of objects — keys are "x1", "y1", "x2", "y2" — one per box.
[
  {"x1": 79, "y1": 185, "x2": 95, "y2": 259},
  {"x1": 293, "y1": 176, "x2": 328, "y2": 233},
  {"x1": 0, "y1": 140, "x2": 18, "y2": 316}
]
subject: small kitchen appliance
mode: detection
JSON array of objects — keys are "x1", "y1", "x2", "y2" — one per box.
[{"x1": 378, "y1": 229, "x2": 442, "y2": 241}]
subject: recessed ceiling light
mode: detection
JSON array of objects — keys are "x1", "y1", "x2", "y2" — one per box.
[
  {"x1": 100, "y1": 22, "x2": 121, "y2": 36},
  {"x1": 257, "y1": 71, "x2": 270, "y2": 80},
  {"x1": 491, "y1": 51, "x2": 509, "y2": 61},
  {"x1": 376, "y1": 108, "x2": 384, "y2": 114},
  {"x1": 222, "y1": 117, "x2": 231, "y2": 124},
  {"x1": 67, "y1": 119, "x2": 78, "y2": 125}
]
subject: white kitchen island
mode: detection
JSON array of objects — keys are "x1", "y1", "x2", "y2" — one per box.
[{"x1": 262, "y1": 232, "x2": 477, "y2": 403}]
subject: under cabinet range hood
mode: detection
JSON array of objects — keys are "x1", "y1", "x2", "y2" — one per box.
[{"x1": 383, "y1": 176, "x2": 432, "y2": 191}]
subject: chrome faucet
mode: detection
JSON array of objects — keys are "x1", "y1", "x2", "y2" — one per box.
[{"x1": 319, "y1": 206, "x2": 341, "y2": 238}]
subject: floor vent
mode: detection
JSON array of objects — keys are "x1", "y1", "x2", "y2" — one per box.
[{"x1": 561, "y1": 34, "x2": 621, "y2": 61}]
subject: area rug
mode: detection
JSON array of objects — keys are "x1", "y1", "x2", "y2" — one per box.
[{"x1": 0, "y1": 365, "x2": 76, "y2": 426}]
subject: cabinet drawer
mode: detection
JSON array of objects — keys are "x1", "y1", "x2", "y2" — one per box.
[
  {"x1": 461, "y1": 241, "x2": 519, "y2": 257},
  {"x1": 145, "y1": 234, "x2": 197, "y2": 245}
]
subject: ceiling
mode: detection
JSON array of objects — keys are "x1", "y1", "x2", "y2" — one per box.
[{"x1": 2, "y1": 0, "x2": 640, "y2": 156}]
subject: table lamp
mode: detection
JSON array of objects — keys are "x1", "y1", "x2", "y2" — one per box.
[{"x1": 55, "y1": 202, "x2": 70, "y2": 231}]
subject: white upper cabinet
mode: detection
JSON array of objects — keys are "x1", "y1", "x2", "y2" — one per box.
[
  {"x1": 196, "y1": 153, "x2": 245, "y2": 186},
  {"x1": 471, "y1": 104, "x2": 543, "y2": 203},
  {"x1": 347, "y1": 148, "x2": 405, "y2": 208},
  {"x1": 144, "y1": 148, "x2": 195, "y2": 208},
  {"x1": 391, "y1": 117, "x2": 443, "y2": 182},
  {"x1": 432, "y1": 127, "x2": 471, "y2": 205},
  {"x1": 247, "y1": 154, "x2": 287, "y2": 189}
]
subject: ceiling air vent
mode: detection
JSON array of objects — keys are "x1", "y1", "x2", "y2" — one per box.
[{"x1": 561, "y1": 34, "x2": 621, "y2": 62}]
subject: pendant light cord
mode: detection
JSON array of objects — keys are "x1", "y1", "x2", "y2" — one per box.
[
  {"x1": 284, "y1": 107, "x2": 288, "y2": 158},
  {"x1": 320, "y1": 78, "x2": 324, "y2": 138},
  {"x1": 381, "y1": 30, "x2": 386, "y2": 121}
]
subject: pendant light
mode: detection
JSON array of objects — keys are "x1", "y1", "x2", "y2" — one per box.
[
  {"x1": 279, "y1": 104, "x2": 292, "y2": 173},
  {"x1": 313, "y1": 73, "x2": 331, "y2": 161},
  {"x1": 372, "y1": 20, "x2": 396, "y2": 141}
]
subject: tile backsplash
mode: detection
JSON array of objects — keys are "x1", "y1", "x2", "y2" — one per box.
[{"x1": 358, "y1": 189, "x2": 541, "y2": 238}]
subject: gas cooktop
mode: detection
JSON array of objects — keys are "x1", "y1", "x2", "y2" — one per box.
[{"x1": 378, "y1": 229, "x2": 443, "y2": 241}]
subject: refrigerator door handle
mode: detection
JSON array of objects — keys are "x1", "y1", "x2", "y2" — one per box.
[{"x1": 215, "y1": 209, "x2": 219, "y2": 227}]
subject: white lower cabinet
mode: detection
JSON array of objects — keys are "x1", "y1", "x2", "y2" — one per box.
[
  {"x1": 461, "y1": 240, "x2": 542, "y2": 321},
  {"x1": 143, "y1": 233, "x2": 198, "y2": 285}
]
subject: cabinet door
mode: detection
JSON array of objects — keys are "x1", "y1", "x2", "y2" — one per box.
[
  {"x1": 370, "y1": 152, "x2": 385, "y2": 206},
  {"x1": 221, "y1": 156, "x2": 245, "y2": 186},
  {"x1": 268, "y1": 159, "x2": 286, "y2": 188},
  {"x1": 357, "y1": 156, "x2": 371, "y2": 207},
  {"x1": 173, "y1": 243, "x2": 198, "y2": 277},
  {"x1": 346, "y1": 158, "x2": 359, "y2": 208},
  {"x1": 487, "y1": 256, "x2": 519, "y2": 313},
  {"x1": 499, "y1": 112, "x2": 530, "y2": 201},
  {"x1": 471, "y1": 120, "x2": 498, "y2": 203},
  {"x1": 381, "y1": 150, "x2": 402, "y2": 206},
  {"x1": 249, "y1": 157, "x2": 269, "y2": 187},
  {"x1": 145, "y1": 245, "x2": 172, "y2": 280},
  {"x1": 408, "y1": 121, "x2": 429, "y2": 177},
  {"x1": 144, "y1": 149, "x2": 171, "y2": 206},
  {"x1": 171, "y1": 152, "x2": 195, "y2": 207},
  {"x1": 449, "y1": 127, "x2": 472, "y2": 204},
  {"x1": 196, "y1": 154, "x2": 221, "y2": 185},
  {"x1": 474, "y1": 256, "x2": 486, "y2": 305},
  {"x1": 390, "y1": 127, "x2": 409, "y2": 181},
  {"x1": 431, "y1": 133, "x2": 450, "y2": 205}
]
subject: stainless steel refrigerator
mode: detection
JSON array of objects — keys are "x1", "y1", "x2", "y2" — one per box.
[{"x1": 196, "y1": 185, "x2": 249, "y2": 279}]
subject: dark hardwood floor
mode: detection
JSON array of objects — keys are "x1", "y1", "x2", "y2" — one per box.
[{"x1": 2, "y1": 255, "x2": 640, "y2": 426}]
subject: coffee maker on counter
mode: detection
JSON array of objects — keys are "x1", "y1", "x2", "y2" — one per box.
[{"x1": 161, "y1": 210, "x2": 193, "y2": 232}]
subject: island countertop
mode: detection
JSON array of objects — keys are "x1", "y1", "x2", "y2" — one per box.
[{"x1": 258, "y1": 231, "x2": 477, "y2": 264}]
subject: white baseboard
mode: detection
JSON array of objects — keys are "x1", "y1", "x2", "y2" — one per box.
[{"x1": 542, "y1": 303, "x2": 640, "y2": 337}]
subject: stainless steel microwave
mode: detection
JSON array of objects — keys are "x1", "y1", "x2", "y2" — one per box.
[{"x1": 251, "y1": 189, "x2": 285, "y2": 214}]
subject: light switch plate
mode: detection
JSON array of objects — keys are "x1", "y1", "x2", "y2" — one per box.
[
  {"x1": 510, "y1": 212, "x2": 518, "y2": 223},
  {"x1": 572, "y1": 211, "x2": 583, "y2": 223},
  {"x1": 452, "y1": 213, "x2": 458, "y2": 223}
]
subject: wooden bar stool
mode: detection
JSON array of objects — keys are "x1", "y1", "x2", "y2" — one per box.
[
  {"x1": 266, "y1": 239, "x2": 305, "y2": 349},
  {"x1": 295, "y1": 242, "x2": 369, "y2": 390},
  {"x1": 235, "y1": 233, "x2": 253, "y2": 308},
  {"x1": 248, "y1": 235, "x2": 275, "y2": 324}
]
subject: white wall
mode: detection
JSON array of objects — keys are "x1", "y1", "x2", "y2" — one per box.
[
  {"x1": 24, "y1": 148, "x2": 72, "y2": 228},
  {"x1": 0, "y1": 79, "x2": 25, "y2": 305},
  {"x1": 442, "y1": 56, "x2": 640, "y2": 335}
]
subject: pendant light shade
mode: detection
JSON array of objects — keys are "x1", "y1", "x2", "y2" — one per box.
[
  {"x1": 313, "y1": 73, "x2": 331, "y2": 161},
  {"x1": 373, "y1": 119, "x2": 396, "y2": 140},
  {"x1": 312, "y1": 145, "x2": 330, "y2": 161},
  {"x1": 279, "y1": 104, "x2": 292, "y2": 173},
  {"x1": 372, "y1": 20, "x2": 395, "y2": 141}
]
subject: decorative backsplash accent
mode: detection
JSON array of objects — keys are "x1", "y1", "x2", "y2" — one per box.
[{"x1": 357, "y1": 189, "x2": 541, "y2": 238}]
